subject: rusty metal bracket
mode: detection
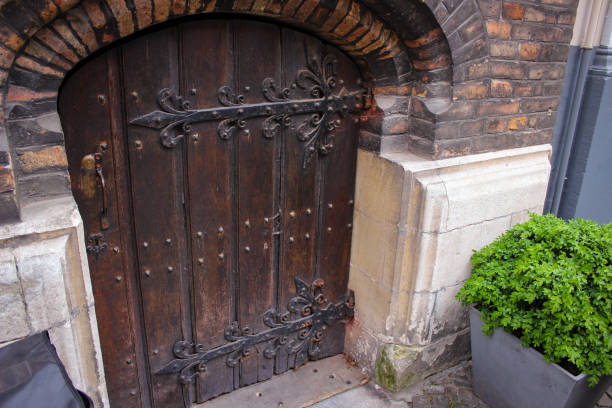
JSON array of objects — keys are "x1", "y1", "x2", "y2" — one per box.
[
  {"x1": 86, "y1": 232, "x2": 108, "y2": 259},
  {"x1": 129, "y1": 45, "x2": 365, "y2": 168},
  {"x1": 157, "y1": 277, "x2": 355, "y2": 386}
]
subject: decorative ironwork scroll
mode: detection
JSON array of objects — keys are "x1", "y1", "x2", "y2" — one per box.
[
  {"x1": 157, "y1": 277, "x2": 355, "y2": 385},
  {"x1": 129, "y1": 47, "x2": 366, "y2": 167}
]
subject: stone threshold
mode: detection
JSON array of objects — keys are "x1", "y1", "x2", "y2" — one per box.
[{"x1": 193, "y1": 355, "x2": 368, "y2": 408}]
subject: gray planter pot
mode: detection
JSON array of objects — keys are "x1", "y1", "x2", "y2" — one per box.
[{"x1": 470, "y1": 307, "x2": 612, "y2": 408}]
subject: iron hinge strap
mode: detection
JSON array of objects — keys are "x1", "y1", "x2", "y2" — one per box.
[{"x1": 157, "y1": 277, "x2": 355, "y2": 386}]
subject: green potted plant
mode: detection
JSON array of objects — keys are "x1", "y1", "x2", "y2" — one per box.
[{"x1": 457, "y1": 214, "x2": 611, "y2": 408}]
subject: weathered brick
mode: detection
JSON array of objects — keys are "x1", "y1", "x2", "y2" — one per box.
[
  {"x1": 0, "y1": 24, "x2": 26, "y2": 51},
  {"x1": 8, "y1": 118, "x2": 64, "y2": 148},
  {"x1": 104, "y1": 0, "x2": 135, "y2": 37},
  {"x1": 24, "y1": 41, "x2": 72, "y2": 71},
  {"x1": 17, "y1": 146, "x2": 68, "y2": 173},
  {"x1": 453, "y1": 81, "x2": 489, "y2": 100},
  {"x1": 55, "y1": 0, "x2": 80, "y2": 12},
  {"x1": 0, "y1": 1, "x2": 44, "y2": 38},
  {"x1": 558, "y1": 12, "x2": 574, "y2": 25},
  {"x1": 410, "y1": 117, "x2": 434, "y2": 137},
  {"x1": 491, "y1": 40, "x2": 518, "y2": 59},
  {"x1": 0, "y1": 166, "x2": 16, "y2": 193},
  {"x1": 82, "y1": 0, "x2": 107, "y2": 29},
  {"x1": 458, "y1": 16, "x2": 484, "y2": 42},
  {"x1": 540, "y1": 0, "x2": 576, "y2": 6},
  {"x1": 502, "y1": 2, "x2": 524, "y2": 20},
  {"x1": 512, "y1": 129, "x2": 552, "y2": 147},
  {"x1": 437, "y1": 101, "x2": 478, "y2": 121},
  {"x1": 35, "y1": 28, "x2": 79, "y2": 63},
  {"x1": 490, "y1": 61, "x2": 524, "y2": 79},
  {"x1": 26, "y1": 0, "x2": 60, "y2": 23},
  {"x1": 172, "y1": 0, "x2": 187, "y2": 14},
  {"x1": 373, "y1": 86, "x2": 412, "y2": 96},
  {"x1": 534, "y1": 112, "x2": 557, "y2": 129},
  {"x1": 527, "y1": 63, "x2": 565, "y2": 80},
  {"x1": 15, "y1": 55, "x2": 64, "y2": 77},
  {"x1": 520, "y1": 42, "x2": 541, "y2": 61},
  {"x1": 434, "y1": 138, "x2": 471, "y2": 158},
  {"x1": 153, "y1": 0, "x2": 172, "y2": 22},
  {"x1": 465, "y1": 59, "x2": 488, "y2": 80},
  {"x1": 508, "y1": 115, "x2": 527, "y2": 130},
  {"x1": 512, "y1": 24, "x2": 573, "y2": 43},
  {"x1": 485, "y1": 20, "x2": 511, "y2": 39},
  {"x1": 0, "y1": 45, "x2": 15, "y2": 68},
  {"x1": 433, "y1": 3, "x2": 449, "y2": 23},
  {"x1": 461, "y1": 120, "x2": 484, "y2": 137},
  {"x1": 514, "y1": 82, "x2": 534, "y2": 96},
  {"x1": 52, "y1": 18, "x2": 87, "y2": 57},
  {"x1": 133, "y1": 0, "x2": 153, "y2": 29},
  {"x1": 65, "y1": 6, "x2": 99, "y2": 53},
  {"x1": 520, "y1": 97, "x2": 559, "y2": 113},
  {"x1": 413, "y1": 54, "x2": 451, "y2": 70},
  {"x1": 524, "y1": 6, "x2": 546, "y2": 22},
  {"x1": 543, "y1": 81, "x2": 564, "y2": 96},
  {"x1": 477, "y1": 0, "x2": 501, "y2": 18},
  {"x1": 441, "y1": 0, "x2": 478, "y2": 34},
  {"x1": 479, "y1": 99, "x2": 520, "y2": 116},
  {"x1": 435, "y1": 122, "x2": 460, "y2": 140},
  {"x1": 19, "y1": 172, "x2": 70, "y2": 201},
  {"x1": 471, "y1": 133, "x2": 515, "y2": 152},
  {"x1": 486, "y1": 117, "x2": 508, "y2": 133},
  {"x1": 7, "y1": 85, "x2": 57, "y2": 102},
  {"x1": 454, "y1": 37, "x2": 487, "y2": 65},
  {"x1": 490, "y1": 79, "x2": 513, "y2": 97}
]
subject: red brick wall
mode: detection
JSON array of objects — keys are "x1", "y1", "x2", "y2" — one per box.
[{"x1": 0, "y1": 0, "x2": 578, "y2": 220}]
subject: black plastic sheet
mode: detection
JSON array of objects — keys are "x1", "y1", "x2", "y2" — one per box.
[{"x1": 0, "y1": 332, "x2": 92, "y2": 408}]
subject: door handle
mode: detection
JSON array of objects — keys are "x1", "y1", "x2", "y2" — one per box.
[{"x1": 94, "y1": 152, "x2": 110, "y2": 230}]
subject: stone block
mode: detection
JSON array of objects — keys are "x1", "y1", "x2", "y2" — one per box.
[
  {"x1": 354, "y1": 150, "x2": 404, "y2": 224},
  {"x1": 350, "y1": 209, "x2": 398, "y2": 288},
  {"x1": 412, "y1": 216, "x2": 511, "y2": 293},
  {"x1": 428, "y1": 284, "x2": 470, "y2": 341},
  {"x1": 17, "y1": 145, "x2": 68, "y2": 172},
  {"x1": 13, "y1": 235, "x2": 71, "y2": 332},
  {"x1": 0, "y1": 249, "x2": 30, "y2": 341},
  {"x1": 347, "y1": 145, "x2": 552, "y2": 388},
  {"x1": 374, "y1": 330, "x2": 471, "y2": 391},
  {"x1": 349, "y1": 266, "x2": 392, "y2": 335}
]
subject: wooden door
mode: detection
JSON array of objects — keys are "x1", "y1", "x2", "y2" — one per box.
[{"x1": 60, "y1": 18, "x2": 363, "y2": 408}]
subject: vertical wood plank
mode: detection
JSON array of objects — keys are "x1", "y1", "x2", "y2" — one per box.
[
  {"x1": 106, "y1": 48, "x2": 154, "y2": 408},
  {"x1": 275, "y1": 30, "x2": 323, "y2": 374},
  {"x1": 235, "y1": 20, "x2": 281, "y2": 387},
  {"x1": 60, "y1": 52, "x2": 143, "y2": 407},
  {"x1": 181, "y1": 20, "x2": 236, "y2": 402},
  {"x1": 121, "y1": 26, "x2": 187, "y2": 407},
  {"x1": 314, "y1": 42, "x2": 360, "y2": 360}
]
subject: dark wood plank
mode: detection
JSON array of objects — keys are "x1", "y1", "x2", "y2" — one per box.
[
  {"x1": 106, "y1": 48, "x2": 154, "y2": 408},
  {"x1": 234, "y1": 20, "x2": 281, "y2": 387},
  {"x1": 275, "y1": 30, "x2": 323, "y2": 374},
  {"x1": 121, "y1": 26, "x2": 187, "y2": 407},
  {"x1": 181, "y1": 20, "x2": 236, "y2": 403},
  {"x1": 60, "y1": 52, "x2": 143, "y2": 407},
  {"x1": 315, "y1": 42, "x2": 360, "y2": 360}
]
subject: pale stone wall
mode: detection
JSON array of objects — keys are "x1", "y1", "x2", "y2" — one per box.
[
  {"x1": 346, "y1": 144, "x2": 552, "y2": 390},
  {"x1": 0, "y1": 197, "x2": 109, "y2": 407}
]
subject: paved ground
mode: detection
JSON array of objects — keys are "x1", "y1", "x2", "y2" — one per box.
[{"x1": 313, "y1": 360, "x2": 612, "y2": 408}]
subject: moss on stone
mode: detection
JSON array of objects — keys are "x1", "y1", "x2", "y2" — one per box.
[{"x1": 375, "y1": 345, "x2": 398, "y2": 391}]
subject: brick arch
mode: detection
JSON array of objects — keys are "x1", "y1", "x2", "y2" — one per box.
[{"x1": 0, "y1": 0, "x2": 457, "y2": 220}]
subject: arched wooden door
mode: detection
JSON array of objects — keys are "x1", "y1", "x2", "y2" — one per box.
[{"x1": 60, "y1": 18, "x2": 363, "y2": 408}]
